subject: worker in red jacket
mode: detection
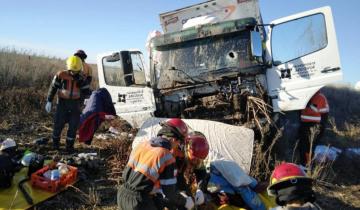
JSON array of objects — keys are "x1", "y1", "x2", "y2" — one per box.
[{"x1": 298, "y1": 91, "x2": 329, "y2": 167}]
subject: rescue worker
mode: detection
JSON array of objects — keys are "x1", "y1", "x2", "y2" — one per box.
[
  {"x1": 267, "y1": 162, "x2": 320, "y2": 210},
  {"x1": 159, "y1": 119, "x2": 208, "y2": 192},
  {"x1": 117, "y1": 120, "x2": 194, "y2": 210},
  {"x1": 166, "y1": 131, "x2": 210, "y2": 209},
  {"x1": 298, "y1": 91, "x2": 329, "y2": 167},
  {"x1": 45, "y1": 55, "x2": 87, "y2": 152},
  {"x1": 74, "y1": 49, "x2": 92, "y2": 101}
]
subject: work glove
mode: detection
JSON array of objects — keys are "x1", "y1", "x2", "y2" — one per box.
[
  {"x1": 84, "y1": 99, "x2": 89, "y2": 106},
  {"x1": 195, "y1": 189, "x2": 205, "y2": 205},
  {"x1": 45, "y1": 102, "x2": 52, "y2": 113},
  {"x1": 181, "y1": 192, "x2": 194, "y2": 210}
]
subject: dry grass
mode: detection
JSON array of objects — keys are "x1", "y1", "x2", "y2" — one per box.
[
  {"x1": 0, "y1": 47, "x2": 64, "y2": 89},
  {"x1": 250, "y1": 126, "x2": 283, "y2": 180},
  {"x1": 322, "y1": 85, "x2": 360, "y2": 130},
  {"x1": 0, "y1": 47, "x2": 98, "y2": 90}
]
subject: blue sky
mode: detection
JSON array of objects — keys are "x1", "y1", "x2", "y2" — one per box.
[{"x1": 0, "y1": 0, "x2": 358, "y2": 84}]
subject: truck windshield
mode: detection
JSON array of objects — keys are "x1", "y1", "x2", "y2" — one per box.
[{"x1": 152, "y1": 31, "x2": 254, "y2": 89}]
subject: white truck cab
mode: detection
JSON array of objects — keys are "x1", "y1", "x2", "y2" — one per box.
[
  {"x1": 97, "y1": 0, "x2": 342, "y2": 128},
  {"x1": 265, "y1": 6, "x2": 341, "y2": 112},
  {"x1": 97, "y1": 50, "x2": 156, "y2": 126}
]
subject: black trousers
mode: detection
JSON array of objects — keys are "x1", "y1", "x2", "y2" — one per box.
[
  {"x1": 52, "y1": 98, "x2": 80, "y2": 147},
  {"x1": 117, "y1": 186, "x2": 158, "y2": 210}
]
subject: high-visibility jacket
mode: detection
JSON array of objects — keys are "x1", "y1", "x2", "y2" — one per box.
[
  {"x1": 121, "y1": 137, "x2": 187, "y2": 207},
  {"x1": 301, "y1": 92, "x2": 329, "y2": 123},
  {"x1": 127, "y1": 140, "x2": 176, "y2": 189},
  {"x1": 47, "y1": 70, "x2": 87, "y2": 101}
]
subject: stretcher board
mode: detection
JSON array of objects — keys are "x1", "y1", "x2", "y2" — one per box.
[
  {"x1": 132, "y1": 118, "x2": 254, "y2": 173},
  {"x1": 0, "y1": 167, "x2": 76, "y2": 210}
]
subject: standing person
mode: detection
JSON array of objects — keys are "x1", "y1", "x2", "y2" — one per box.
[
  {"x1": 117, "y1": 121, "x2": 194, "y2": 210},
  {"x1": 267, "y1": 162, "x2": 320, "y2": 210},
  {"x1": 45, "y1": 55, "x2": 87, "y2": 152},
  {"x1": 74, "y1": 49, "x2": 92, "y2": 100},
  {"x1": 298, "y1": 91, "x2": 329, "y2": 167}
]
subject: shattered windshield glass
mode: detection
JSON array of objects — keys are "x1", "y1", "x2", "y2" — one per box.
[{"x1": 152, "y1": 31, "x2": 254, "y2": 89}]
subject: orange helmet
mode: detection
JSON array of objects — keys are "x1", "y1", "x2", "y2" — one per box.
[
  {"x1": 186, "y1": 132, "x2": 209, "y2": 160},
  {"x1": 161, "y1": 118, "x2": 188, "y2": 140},
  {"x1": 268, "y1": 162, "x2": 313, "y2": 196}
]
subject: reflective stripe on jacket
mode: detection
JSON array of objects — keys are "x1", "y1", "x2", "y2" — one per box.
[
  {"x1": 127, "y1": 140, "x2": 176, "y2": 189},
  {"x1": 301, "y1": 92, "x2": 329, "y2": 123},
  {"x1": 47, "y1": 70, "x2": 86, "y2": 101},
  {"x1": 312, "y1": 92, "x2": 329, "y2": 114}
]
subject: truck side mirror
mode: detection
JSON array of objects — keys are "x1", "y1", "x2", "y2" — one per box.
[
  {"x1": 105, "y1": 52, "x2": 120, "y2": 62},
  {"x1": 250, "y1": 31, "x2": 262, "y2": 58}
]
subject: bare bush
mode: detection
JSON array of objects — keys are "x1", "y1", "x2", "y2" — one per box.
[
  {"x1": 322, "y1": 85, "x2": 360, "y2": 130},
  {"x1": 0, "y1": 47, "x2": 64, "y2": 89},
  {"x1": 250, "y1": 126, "x2": 283, "y2": 181}
]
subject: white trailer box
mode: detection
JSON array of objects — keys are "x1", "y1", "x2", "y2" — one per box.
[{"x1": 159, "y1": 0, "x2": 262, "y2": 33}]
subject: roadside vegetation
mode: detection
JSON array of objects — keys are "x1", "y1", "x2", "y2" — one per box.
[{"x1": 0, "y1": 48, "x2": 359, "y2": 209}]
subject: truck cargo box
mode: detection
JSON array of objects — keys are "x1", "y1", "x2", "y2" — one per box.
[{"x1": 159, "y1": 0, "x2": 262, "y2": 33}]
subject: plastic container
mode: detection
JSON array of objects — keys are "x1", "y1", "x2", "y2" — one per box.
[
  {"x1": 31, "y1": 164, "x2": 78, "y2": 192},
  {"x1": 51, "y1": 169, "x2": 60, "y2": 180}
]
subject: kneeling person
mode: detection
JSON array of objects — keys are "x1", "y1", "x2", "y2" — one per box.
[{"x1": 117, "y1": 124, "x2": 194, "y2": 210}]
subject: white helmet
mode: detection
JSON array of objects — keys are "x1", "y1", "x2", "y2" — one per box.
[{"x1": 0, "y1": 138, "x2": 16, "y2": 151}]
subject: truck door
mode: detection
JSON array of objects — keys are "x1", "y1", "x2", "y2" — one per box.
[
  {"x1": 97, "y1": 50, "x2": 156, "y2": 127},
  {"x1": 265, "y1": 6, "x2": 342, "y2": 112}
]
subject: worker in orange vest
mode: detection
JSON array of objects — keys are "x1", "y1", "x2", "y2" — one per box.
[
  {"x1": 45, "y1": 56, "x2": 87, "y2": 152},
  {"x1": 117, "y1": 120, "x2": 195, "y2": 210},
  {"x1": 298, "y1": 91, "x2": 329, "y2": 167}
]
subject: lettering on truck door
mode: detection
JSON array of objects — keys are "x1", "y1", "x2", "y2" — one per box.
[{"x1": 265, "y1": 6, "x2": 342, "y2": 112}]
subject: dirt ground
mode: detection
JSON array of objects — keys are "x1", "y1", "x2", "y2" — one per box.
[{"x1": 0, "y1": 89, "x2": 359, "y2": 209}]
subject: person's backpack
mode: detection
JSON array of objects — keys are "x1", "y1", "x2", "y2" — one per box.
[{"x1": 0, "y1": 152, "x2": 15, "y2": 188}]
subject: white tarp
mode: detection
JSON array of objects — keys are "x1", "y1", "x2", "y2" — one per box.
[{"x1": 132, "y1": 117, "x2": 254, "y2": 173}]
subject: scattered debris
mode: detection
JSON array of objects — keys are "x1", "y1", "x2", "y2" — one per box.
[
  {"x1": 94, "y1": 133, "x2": 117, "y2": 140},
  {"x1": 108, "y1": 126, "x2": 120, "y2": 135},
  {"x1": 345, "y1": 148, "x2": 360, "y2": 158},
  {"x1": 33, "y1": 137, "x2": 49, "y2": 145},
  {"x1": 314, "y1": 145, "x2": 342, "y2": 163}
]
